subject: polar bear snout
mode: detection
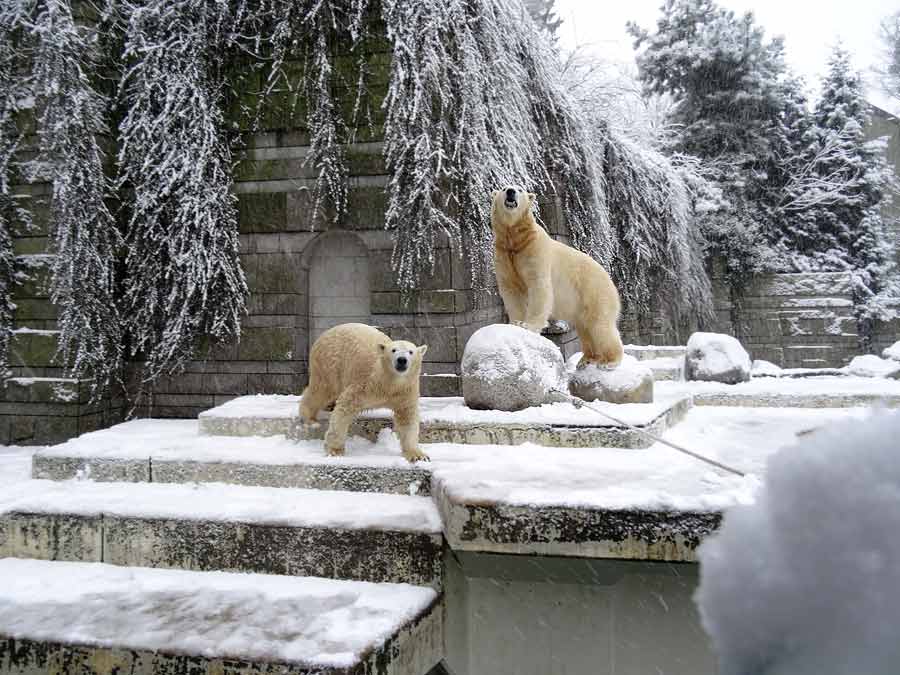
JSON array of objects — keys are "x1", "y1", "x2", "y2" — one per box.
[
  {"x1": 504, "y1": 187, "x2": 518, "y2": 208},
  {"x1": 390, "y1": 347, "x2": 415, "y2": 374}
]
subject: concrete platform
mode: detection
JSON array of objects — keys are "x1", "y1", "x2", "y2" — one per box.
[
  {"x1": 0, "y1": 480, "x2": 442, "y2": 587},
  {"x1": 658, "y1": 377, "x2": 900, "y2": 407},
  {"x1": 200, "y1": 394, "x2": 693, "y2": 449},
  {"x1": 0, "y1": 559, "x2": 442, "y2": 675}
]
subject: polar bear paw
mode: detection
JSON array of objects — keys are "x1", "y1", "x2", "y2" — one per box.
[
  {"x1": 326, "y1": 444, "x2": 345, "y2": 457},
  {"x1": 403, "y1": 447, "x2": 430, "y2": 463}
]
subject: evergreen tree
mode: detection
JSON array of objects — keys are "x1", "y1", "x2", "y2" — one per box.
[
  {"x1": 813, "y1": 46, "x2": 898, "y2": 338},
  {"x1": 30, "y1": 0, "x2": 123, "y2": 397},
  {"x1": 628, "y1": 0, "x2": 787, "y2": 285}
]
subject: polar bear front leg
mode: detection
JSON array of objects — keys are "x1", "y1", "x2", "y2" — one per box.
[
  {"x1": 523, "y1": 281, "x2": 552, "y2": 333},
  {"x1": 324, "y1": 387, "x2": 364, "y2": 457},
  {"x1": 394, "y1": 405, "x2": 429, "y2": 463}
]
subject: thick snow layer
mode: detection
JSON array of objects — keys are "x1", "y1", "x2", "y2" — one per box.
[
  {"x1": 0, "y1": 477, "x2": 441, "y2": 534},
  {"x1": 685, "y1": 332, "x2": 751, "y2": 383},
  {"x1": 199, "y1": 395, "x2": 686, "y2": 428},
  {"x1": 751, "y1": 359, "x2": 782, "y2": 377},
  {"x1": 695, "y1": 410, "x2": 900, "y2": 675},
  {"x1": 430, "y1": 406, "x2": 870, "y2": 512},
  {"x1": 845, "y1": 354, "x2": 900, "y2": 378},
  {"x1": 38, "y1": 408, "x2": 870, "y2": 514},
  {"x1": 883, "y1": 341, "x2": 900, "y2": 361},
  {"x1": 0, "y1": 445, "x2": 39, "y2": 487},
  {"x1": 0, "y1": 559, "x2": 436, "y2": 668}
]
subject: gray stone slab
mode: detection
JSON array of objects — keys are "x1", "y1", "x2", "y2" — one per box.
[
  {"x1": 0, "y1": 599, "x2": 443, "y2": 675},
  {"x1": 0, "y1": 513, "x2": 102, "y2": 562},
  {"x1": 285, "y1": 397, "x2": 690, "y2": 450},
  {"x1": 31, "y1": 455, "x2": 150, "y2": 482},
  {"x1": 150, "y1": 459, "x2": 432, "y2": 496},
  {"x1": 100, "y1": 516, "x2": 443, "y2": 588},
  {"x1": 692, "y1": 392, "x2": 900, "y2": 407},
  {"x1": 435, "y1": 485, "x2": 720, "y2": 562}
]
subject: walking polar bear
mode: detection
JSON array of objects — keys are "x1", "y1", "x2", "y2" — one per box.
[
  {"x1": 491, "y1": 186, "x2": 624, "y2": 366},
  {"x1": 299, "y1": 323, "x2": 429, "y2": 463}
]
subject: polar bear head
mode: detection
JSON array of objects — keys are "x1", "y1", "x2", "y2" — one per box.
[
  {"x1": 380, "y1": 340, "x2": 428, "y2": 376},
  {"x1": 491, "y1": 185, "x2": 536, "y2": 225}
]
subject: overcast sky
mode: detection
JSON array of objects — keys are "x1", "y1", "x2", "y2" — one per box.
[{"x1": 555, "y1": 0, "x2": 899, "y2": 114}]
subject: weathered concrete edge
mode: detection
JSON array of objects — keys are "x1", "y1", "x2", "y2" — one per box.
[
  {"x1": 0, "y1": 596, "x2": 443, "y2": 675},
  {"x1": 433, "y1": 482, "x2": 721, "y2": 563},
  {"x1": 692, "y1": 392, "x2": 900, "y2": 408},
  {"x1": 0, "y1": 512, "x2": 443, "y2": 588},
  {"x1": 32, "y1": 454, "x2": 432, "y2": 496}
]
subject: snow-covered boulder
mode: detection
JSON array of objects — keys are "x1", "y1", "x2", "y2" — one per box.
[
  {"x1": 461, "y1": 324, "x2": 568, "y2": 411},
  {"x1": 684, "y1": 332, "x2": 751, "y2": 384},
  {"x1": 569, "y1": 354, "x2": 654, "y2": 404},
  {"x1": 751, "y1": 359, "x2": 782, "y2": 378},
  {"x1": 696, "y1": 410, "x2": 900, "y2": 674},
  {"x1": 883, "y1": 341, "x2": 900, "y2": 362},
  {"x1": 846, "y1": 354, "x2": 900, "y2": 379}
]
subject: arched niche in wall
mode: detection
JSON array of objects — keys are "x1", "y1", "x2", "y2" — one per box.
[{"x1": 303, "y1": 231, "x2": 372, "y2": 356}]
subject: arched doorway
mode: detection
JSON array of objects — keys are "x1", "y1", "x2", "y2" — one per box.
[{"x1": 307, "y1": 232, "x2": 371, "y2": 354}]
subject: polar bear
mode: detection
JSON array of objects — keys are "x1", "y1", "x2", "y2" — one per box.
[
  {"x1": 299, "y1": 323, "x2": 429, "y2": 463},
  {"x1": 491, "y1": 185, "x2": 624, "y2": 366}
]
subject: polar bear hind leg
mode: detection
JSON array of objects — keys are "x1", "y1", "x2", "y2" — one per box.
[
  {"x1": 577, "y1": 314, "x2": 624, "y2": 367},
  {"x1": 299, "y1": 379, "x2": 332, "y2": 430}
]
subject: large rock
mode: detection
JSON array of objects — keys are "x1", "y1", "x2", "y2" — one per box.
[
  {"x1": 685, "y1": 332, "x2": 751, "y2": 384},
  {"x1": 846, "y1": 354, "x2": 900, "y2": 379},
  {"x1": 569, "y1": 354, "x2": 654, "y2": 404},
  {"x1": 883, "y1": 341, "x2": 900, "y2": 362},
  {"x1": 461, "y1": 324, "x2": 567, "y2": 411}
]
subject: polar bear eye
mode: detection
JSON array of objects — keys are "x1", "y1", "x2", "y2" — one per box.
[{"x1": 391, "y1": 348, "x2": 396, "y2": 353}]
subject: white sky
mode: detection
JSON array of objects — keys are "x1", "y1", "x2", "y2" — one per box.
[{"x1": 555, "y1": 0, "x2": 900, "y2": 115}]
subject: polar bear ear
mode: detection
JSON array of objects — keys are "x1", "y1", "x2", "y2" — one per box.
[
  {"x1": 491, "y1": 190, "x2": 499, "y2": 200},
  {"x1": 379, "y1": 343, "x2": 387, "y2": 352},
  {"x1": 528, "y1": 192, "x2": 537, "y2": 204},
  {"x1": 417, "y1": 344, "x2": 428, "y2": 357}
]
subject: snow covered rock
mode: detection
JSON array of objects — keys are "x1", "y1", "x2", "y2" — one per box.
[
  {"x1": 461, "y1": 324, "x2": 567, "y2": 411},
  {"x1": 882, "y1": 341, "x2": 900, "y2": 362},
  {"x1": 696, "y1": 410, "x2": 900, "y2": 674},
  {"x1": 751, "y1": 359, "x2": 782, "y2": 377},
  {"x1": 685, "y1": 332, "x2": 751, "y2": 384},
  {"x1": 845, "y1": 354, "x2": 900, "y2": 379},
  {"x1": 569, "y1": 354, "x2": 654, "y2": 404}
]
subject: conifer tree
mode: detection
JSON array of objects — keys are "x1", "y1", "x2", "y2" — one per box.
[{"x1": 813, "y1": 46, "x2": 898, "y2": 337}]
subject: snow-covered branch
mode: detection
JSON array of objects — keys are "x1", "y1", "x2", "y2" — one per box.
[
  {"x1": 29, "y1": 0, "x2": 123, "y2": 397},
  {"x1": 117, "y1": 0, "x2": 248, "y2": 383}
]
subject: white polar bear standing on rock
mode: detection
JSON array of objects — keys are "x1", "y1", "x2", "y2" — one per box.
[
  {"x1": 491, "y1": 186, "x2": 624, "y2": 367},
  {"x1": 299, "y1": 323, "x2": 429, "y2": 463}
]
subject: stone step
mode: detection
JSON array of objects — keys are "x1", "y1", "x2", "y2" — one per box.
[
  {"x1": 199, "y1": 394, "x2": 693, "y2": 449},
  {"x1": 624, "y1": 345, "x2": 686, "y2": 361},
  {"x1": 0, "y1": 558, "x2": 442, "y2": 675},
  {"x1": 7, "y1": 329, "x2": 59, "y2": 368},
  {"x1": 0, "y1": 478, "x2": 443, "y2": 587},
  {"x1": 13, "y1": 254, "x2": 54, "y2": 300},
  {"x1": 656, "y1": 378, "x2": 900, "y2": 408}
]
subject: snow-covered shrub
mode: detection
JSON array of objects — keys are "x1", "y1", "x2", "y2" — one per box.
[
  {"x1": 696, "y1": 410, "x2": 900, "y2": 674},
  {"x1": 604, "y1": 128, "x2": 713, "y2": 326},
  {"x1": 117, "y1": 0, "x2": 248, "y2": 382},
  {"x1": 29, "y1": 0, "x2": 123, "y2": 397}
]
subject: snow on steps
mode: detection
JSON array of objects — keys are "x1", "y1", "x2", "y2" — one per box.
[
  {"x1": 0, "y1": 479, "x2": 442, "y2": 588},
  {"x1": 198, "y1": 394, "x2": 693, "y2": 449},
  {"x1": 0, "y1": 559, "x2": 442, "y2": 675}
]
